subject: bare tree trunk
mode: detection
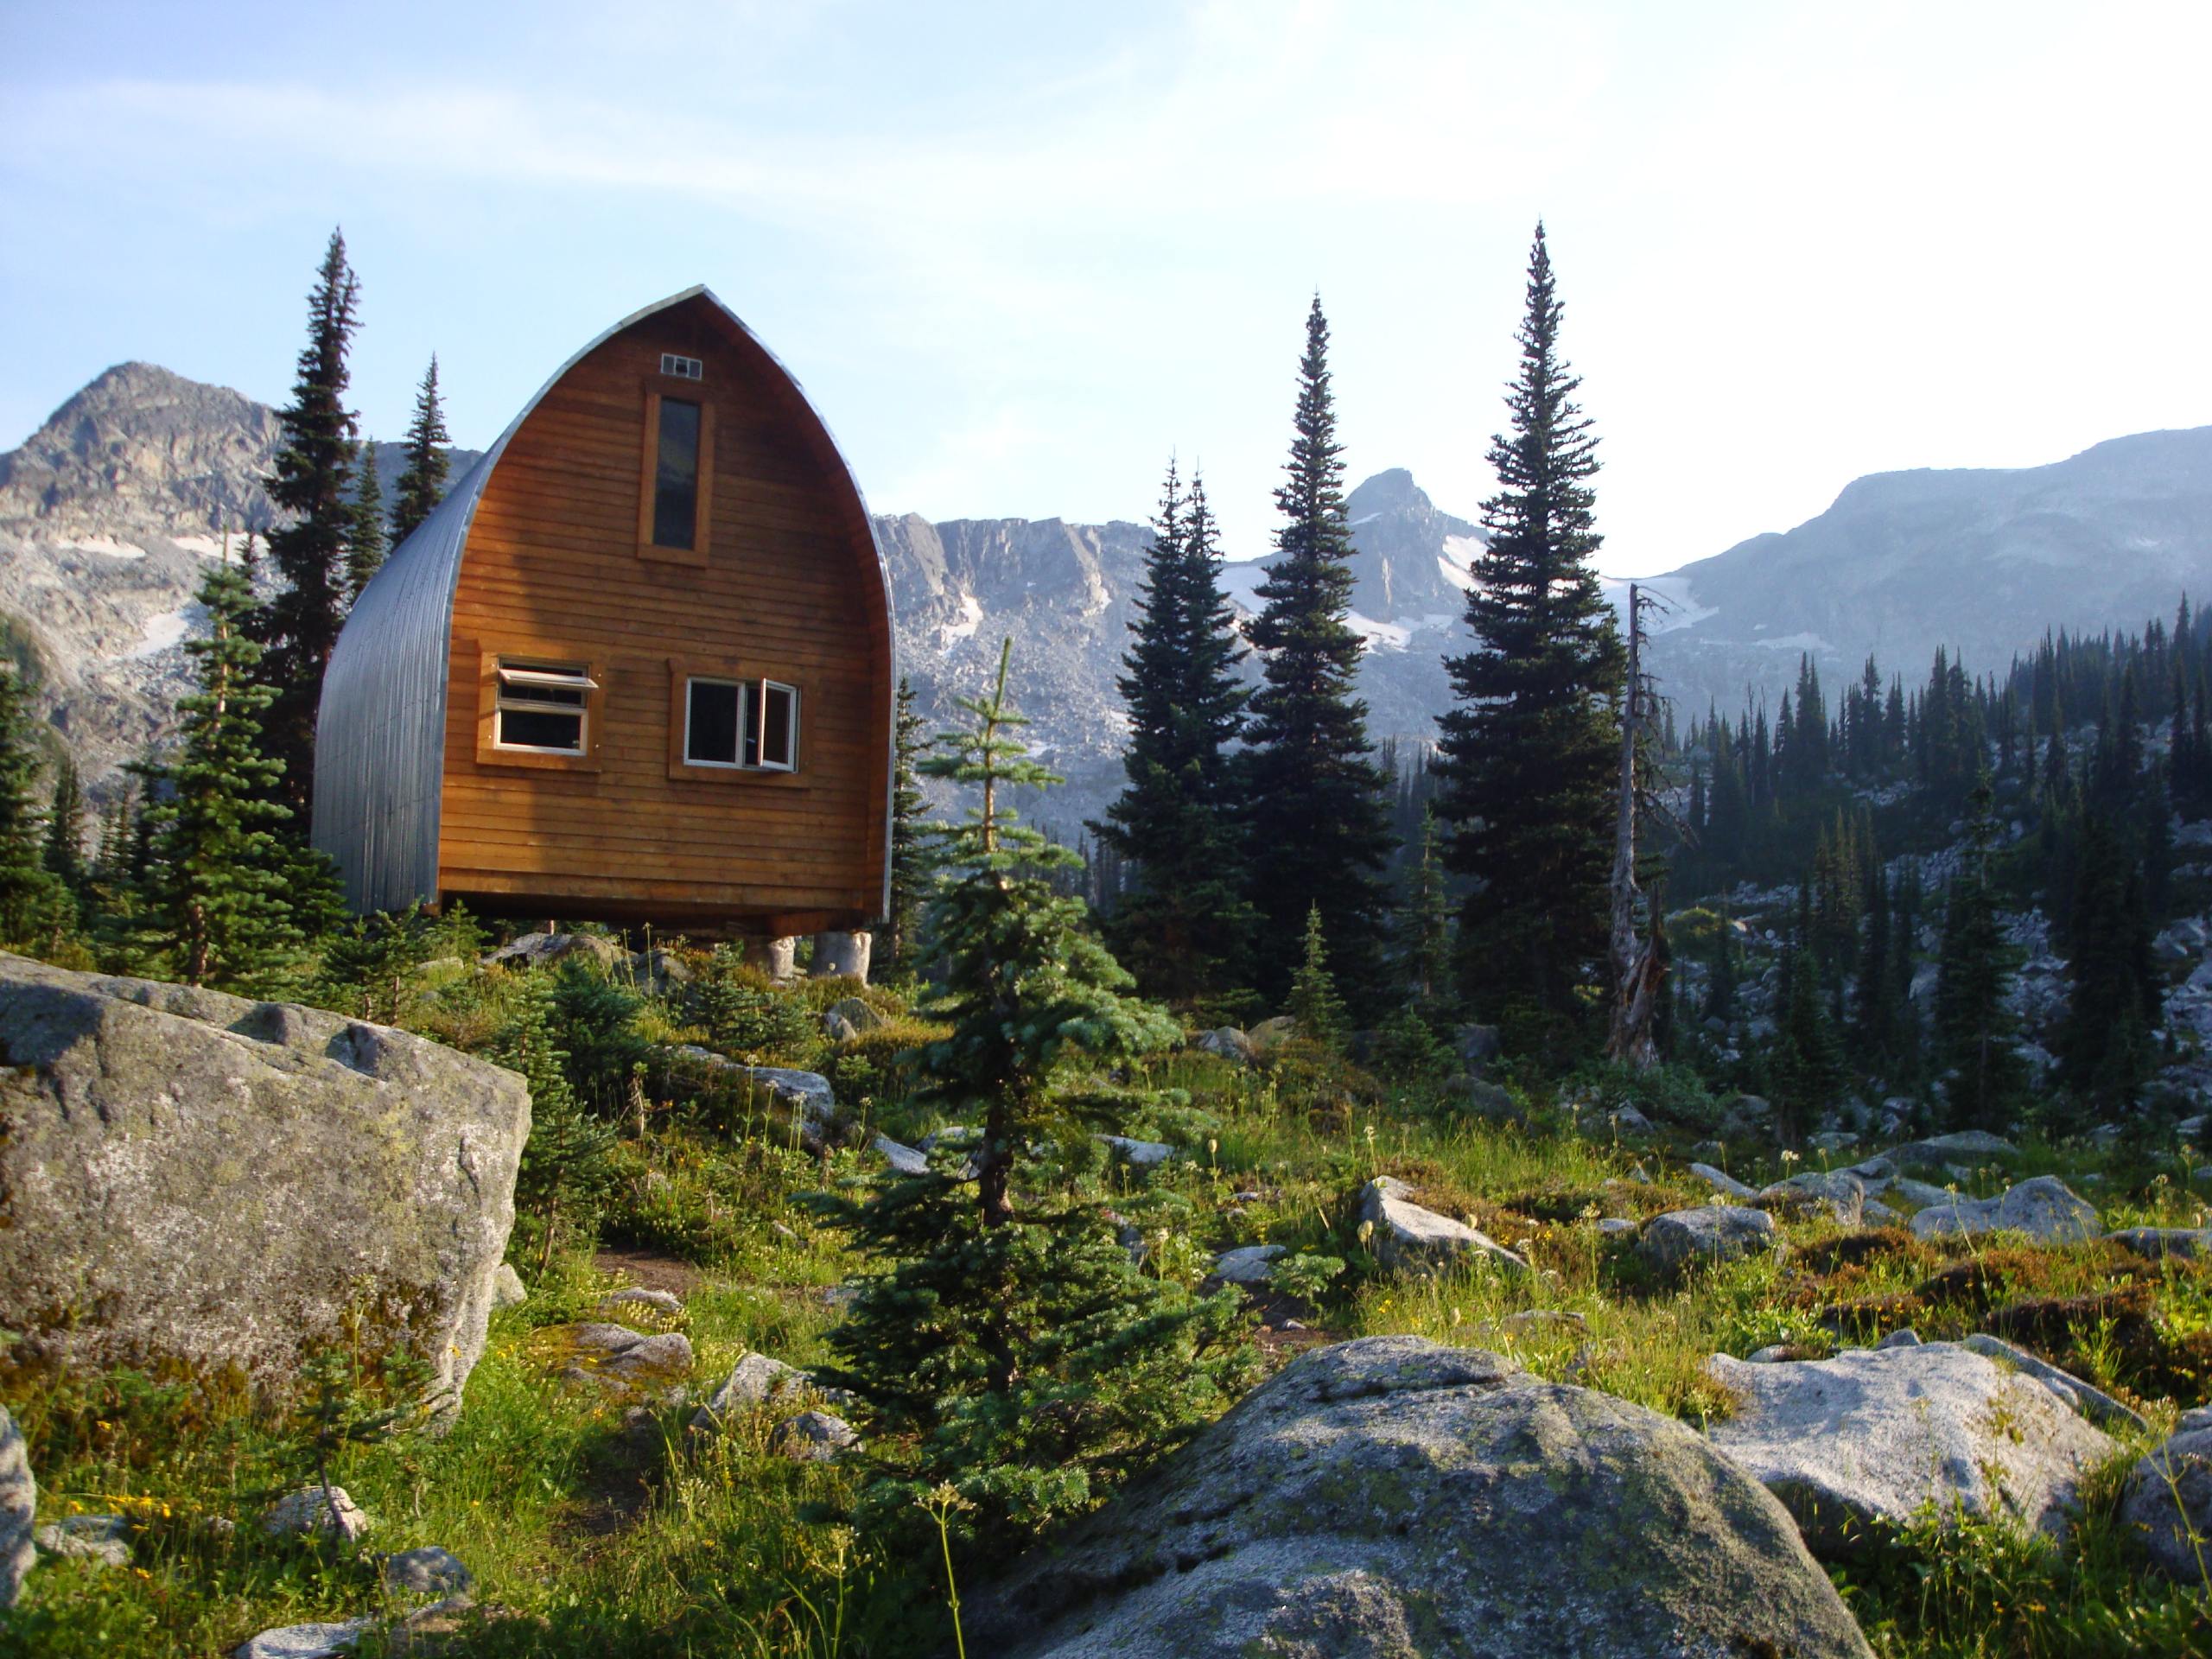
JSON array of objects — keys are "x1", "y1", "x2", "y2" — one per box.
[{"x1": 1607, "y1": 585, "x2": 1663, "y2": 1071}]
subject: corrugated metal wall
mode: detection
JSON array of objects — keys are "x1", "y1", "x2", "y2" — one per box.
[{"x1": 310, "y1": 463, "x2": 480, "y2": 913}]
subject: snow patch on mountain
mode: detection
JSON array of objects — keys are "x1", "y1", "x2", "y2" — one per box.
[
  {"x1": 1752, "y1": 631, "x2": 1833, "y2": 652},
  {"x1": 939, "y1": 591, "x2": 984, "y2": 648},
  {"x1": 125, "y1": 607, "x2": 192, "y2": 658}
]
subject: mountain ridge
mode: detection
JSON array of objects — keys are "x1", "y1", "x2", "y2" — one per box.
[{"x1": 3, "y1": 360, "x2": 2208, "y2": 830}]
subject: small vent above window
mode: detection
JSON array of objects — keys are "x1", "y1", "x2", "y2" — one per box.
[{"x1": 661, "y1": 353, "x2": 704, "y2": 380}]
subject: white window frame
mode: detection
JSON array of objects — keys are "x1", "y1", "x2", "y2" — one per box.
[
  {"x1": 493, "y1": 658, "x2": 595, "y2": 755},
  {"x1": 682, "y1": 675, "x2": 746, "y2": 770},
  {"x1": 661, "y1": 352, "x2": 704, "y2": 380},
  {"x1": 753, "y1": 678, "x2": 800, "y2": 772},
  {"x1": 678, "y1": 675, "x2": 800, "y2": 773}
]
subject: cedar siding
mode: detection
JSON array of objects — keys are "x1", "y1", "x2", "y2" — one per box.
[{"x1": 314, "y1": 288, "x2": 893, "y2": 935}]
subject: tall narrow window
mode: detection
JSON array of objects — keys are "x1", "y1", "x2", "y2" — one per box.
[
  {"x1": 494, "y1": 660, "x2": 594, "y2": 753},
  {"x1": 652, "y1": 397, "x2": 702, "y2": 550}
]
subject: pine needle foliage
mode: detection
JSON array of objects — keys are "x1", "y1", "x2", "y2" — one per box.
[
  {"x1": 143, "y1": 545, "x2": 302, "y2": 988},
  {"x1": 1435, "y1": 225, "x2": 1624, "y2": 1043},
  {"x1": 1095, "y1": 461, "x2": 1255, "y2": 1006},
  {"x1": 391, "y1": 354, "x2": 452, "y2": 548},
  {"x1": 1242, "y1": 297, "x2": 1394, "y2": 1009},
  {"x1": 253, "y1": 229, "x2": 362, "y2": 823},
  {"x1": 817, "y1": 639, "x2": 1251, "y2": 1545}
]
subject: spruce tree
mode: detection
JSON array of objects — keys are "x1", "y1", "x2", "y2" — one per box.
[
  {"x1": 0, "y1": 666, "x2": 65, "y2": 948},
  {"x1": 1435, "y1": 225, "x2": 1624, "y2": 1047},
  {"x1": 145, "y1": 545, "x2": 302, "y2": 987},
  {"x1": 391, "y1": 354, "x2": 452, "y2": 546},
  {"x1": 816, "y1": 639, "x2": 1250, "y2": 1543},
  {"x1": 253, "y1": 229, "x2": 362, "y2": 823},
  {"x1": 346, "y1": 436, "x2": 386, "y2": 601},
  {"x1": 1931, "y1": 776, "x2": 2028, "y2": 1129},
  {"x1": 1095, "y1": 461, "x2": 1255, "y2": 1007},
  {"x1": 883, "y1": 675, "x2": 929, "y2": 976},
  {"x1": 1241, "y1": 297, "x2": 1394, "y2": 1009}
]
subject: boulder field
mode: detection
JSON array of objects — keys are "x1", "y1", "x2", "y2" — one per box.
[{"x1": 0, "y1": 951, "x2": 530, "y2": 1405}]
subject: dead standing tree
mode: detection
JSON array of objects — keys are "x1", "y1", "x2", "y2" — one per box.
[{"x1": 1606, "y1": 582, "x2": 1681, "y2": 1070}]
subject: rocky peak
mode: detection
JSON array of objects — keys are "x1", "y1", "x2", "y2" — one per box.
[
  {"x1": 1344, "y1": 465, "x2": 1484, "y2": 625},
  {"x1": 0, "y1": 362, "x2": 283, "y2": 537}
]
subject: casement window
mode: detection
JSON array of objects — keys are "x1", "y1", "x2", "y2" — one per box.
[
  {"x1": 637, "y1": 380, "x2": 716, "y2": 566},
  {"x1": 681, "y1": 675, "x2": 800, "y2": 772},
  {"x1": 494, "y1": 659, "x2": 594, "y2": 754}
]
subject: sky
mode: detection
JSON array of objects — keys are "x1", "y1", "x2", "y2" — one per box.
[{"x1": 3, "y1": 1, "x2": 2209, "y2": 577}]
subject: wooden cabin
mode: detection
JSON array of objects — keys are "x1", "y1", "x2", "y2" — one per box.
[{"x1": 313, "y1": 287, "x2": 894, "y2": 937}]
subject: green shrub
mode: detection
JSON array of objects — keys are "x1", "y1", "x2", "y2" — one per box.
[{"x1": 685, "y1": 945, "x2": 820, "y2": 1065}]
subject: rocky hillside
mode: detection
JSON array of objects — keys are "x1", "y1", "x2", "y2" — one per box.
[
  {"x1": 0, "y1": 364, "x2": 480, "y2": 792},
  {"x1": 6, "y1": 361, "x2": 2209, "y2": 825}
]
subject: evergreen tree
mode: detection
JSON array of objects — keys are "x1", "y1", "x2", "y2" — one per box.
[
  {"x1": 346, "y1": 436, "x2": 386, "y2": 601},
  {"x1": 1773, "y1": 948, "x2": 1845, "y2": 1145},
  {"x1": 253, "y1": 229, "x2": 362, "y2": 823},
  {"x1": 1241, "y1": 297, "x2": 1393, "y2": 1009},
  {"x1": 2058, "y1": 810, "x2": 2159, "y2": 1116},
  {"x1": 1395, "y1": 804, "x2": 1453, "y2": 1012},
  {"x1": 1285, "y1": 903, "x2": 1347, "y2": 1049},
  {"x1": 42, "y1": 751, "x2": 87, "y2": 894},
  {"x1": 1435, "y1": 225, "x2": 1624, "y2": 1046},
  {"x1": 1852, "y1": 859, "x2": 1895, "y2": 1062},
  {"x1": 144, "y1": 544, "x2": 302, "y2": 987},
  {"x1": 816, "y1": 640, "x2": 1250, "y2": 1542},
  {"x1": 1095, "y1": 462, "x2": 1255, "y2": 1006},
  {"x1": 883, "y1": 676, "x2": 929, "y2": 976},
  {"x1": 1705, "y1": 907, "x2": 1738, "y2": 1021},
  {"x1": 391, "y1": 354, "x2": 452, "y2": 547},
  {"x1": 1931, "y1": 776, "x2": 2027, "y2": 1129},
  {"x1": 0, "y1": 666, "x2": 65, "y2": 948},
  {"x1": 494, "y1": 971, "x2": 617, "y2": 1272}
]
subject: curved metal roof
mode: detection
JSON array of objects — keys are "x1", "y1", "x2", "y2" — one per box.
[{"x1": 313, "y1": 286, "x2": 898, "y2": 918}]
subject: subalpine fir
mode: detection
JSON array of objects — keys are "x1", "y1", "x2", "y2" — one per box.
[
  {"x1": 145, "y1": 543, "x2": 302, "y2": 988},
  {"x1": 1241, "y1": 298, "x2": 1394, "y2": 1010},
  {"x1": 253, "y1": 229, "x2": 362, "y2": 824},
  {"x1": 1435, "y1": 225, "x2": 1624, "y2": 1046},
  {"x1": 346, "y1": 435, "x2": 386, "y2": 601},
  {"x1": 1931, "y1": 775, "x2": 2029, "y2": 1130},
  {"x1": 816, "y1": 639, "x2": 1251, "y2": 1545},
  {"x1": 0, "y1": 665, "x2": 66, "y2": 948},
  {"x1": 391, "y1": 354, "x2": 452, "y2": 547},
  {"x1": 1094, "y1": 460, "x2": 1255, "y2": 1007}
]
